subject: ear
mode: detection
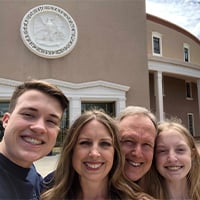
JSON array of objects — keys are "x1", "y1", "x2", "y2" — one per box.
[
  {"x1": 2, "y1": 113, "x2": 11, "y2": 128},
  {"x1": 191, "y1": 147, "x2": 197, "y2": 159}
]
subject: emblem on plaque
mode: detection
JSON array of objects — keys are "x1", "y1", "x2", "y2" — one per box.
[{"x1": 20, "y1": 4, "x2": 78, "y2": 59}]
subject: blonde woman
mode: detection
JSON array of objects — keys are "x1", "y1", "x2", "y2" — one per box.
[{"x1": 41, "y1": 110, "x2": 153, "y2": 200}]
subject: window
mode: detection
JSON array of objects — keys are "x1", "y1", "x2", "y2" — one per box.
[
  {"x1": 187, "y1": 113, "x2": 195, "y2": 135},
  {"x1": 0, "y1": 102, "x2": 9, "y2": 141},
  {"x1": 81, "y1": 102, "x2": 116, "y2": 117},
  {"x1": 153, "y1": 37, "x2": 160, "y2": 54},
  {"x1": 56, "y1": 108, "x2": 69, "y2": 147},
  {"x1": 152, "y1": 32, "x2": 162, "y2": 56},
  {"x1": 0, "y1": 121, "x2": 3, "y2": 141},
  {"x1": 185, "y1": 81, "x2": 192, "y2": 99},
  {"x1": 0, "y1": 102, "x2": 9, "y2": 118},
  {"x1": 183, "y1": 43, "x2": 190, "y2": 62}
]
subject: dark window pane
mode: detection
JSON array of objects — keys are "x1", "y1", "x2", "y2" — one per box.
[
  {"x1": 153, "y1": 36, "x2": 160, "y2": 54},
  {"x1": 184, "y1": 47, "x2": 189, "y2": 62},
  {"x1": 0, "y1": 102, "x2": 9, "y2": 141},
  {"x1": 185, "y1": 82, "x2": 192, "y2": 98},
  {"x1": 81, "y1": 102, "x2": 115, "y2": 117},
  {"x1": 56, "y1": 107, "x2": 69, "y2": 147},
  {"x1": 188, "y1": 114, "x2": 194, "y2": 135}
]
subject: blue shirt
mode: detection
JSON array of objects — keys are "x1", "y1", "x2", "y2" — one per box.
[{"x1": 0, "y1": 153, "x2": 43, "y2": 200}]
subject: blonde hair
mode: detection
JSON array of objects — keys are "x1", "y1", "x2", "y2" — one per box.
[{"x1": 41, "y1": 109, "x2": 153, "y2": 200}]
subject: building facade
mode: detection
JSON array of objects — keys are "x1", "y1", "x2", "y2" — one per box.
[
  {"x1": 147, "y1": 14, "x2": 200, "y2": 137},
  {"x1": 0, "y1": 0, "x2": 200, "y2": 142}
]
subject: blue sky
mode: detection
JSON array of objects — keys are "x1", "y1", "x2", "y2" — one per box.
[{"x1": 146, "y1": 0, "x2": 200, "y2": 40}]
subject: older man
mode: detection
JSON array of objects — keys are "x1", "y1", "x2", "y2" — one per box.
[{"x1": 117, "y1": 106, "x2": 157, "y2": 183}]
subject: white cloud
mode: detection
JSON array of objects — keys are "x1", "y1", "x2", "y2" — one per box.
[{"x1": 146, "y1": 0, "x2": 200, "y2": 39}]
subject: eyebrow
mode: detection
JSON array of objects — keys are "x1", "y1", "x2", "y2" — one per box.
[
  {"x1": 156, "y1": 144, "x2": 166, "y2": 148},
  {"x1": 120, "y1": 135, "x2": 135, "y2": 140},
  {"x1": 101, "y1": 138, "x2": 113, "y2": 141},
  {"x1": 78, "y1": 137, "x2": 112, "y2": 141},
  {"x1": 21, "y1": 107, "x2": 61, "y2": 120}
]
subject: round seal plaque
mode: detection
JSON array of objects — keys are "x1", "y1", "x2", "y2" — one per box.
[{"x1": 20, "y1": 4, "x2": 78, "y2": 59}]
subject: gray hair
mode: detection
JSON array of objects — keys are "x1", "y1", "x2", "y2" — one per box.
[{"x1": 117, "y1": 106, "x2": 157, "y2": 130}]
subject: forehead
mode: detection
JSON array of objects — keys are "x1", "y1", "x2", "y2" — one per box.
[
  {"x1": 15, "y1": 89, "x2": 63, "y2": 115},
  {"x1": 119, "y1": 115, "x2": 156, "y2": 138},
  {"x1": 119, "y1": 114, "x2": 155, "y2": 128},
  {"x1": 78, "y1": 120, "x2": 112, "y2": 139},
  {"x1": 157, "y1": 129, "x2": 188, "y2": 146},
  {"x1": 17, "y1": 90, "x2": 53, "y2": 104}
]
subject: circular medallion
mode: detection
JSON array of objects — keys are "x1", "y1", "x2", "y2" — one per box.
[{"x1": 20, "y1": 4, "x2": 78, "y2": 59}]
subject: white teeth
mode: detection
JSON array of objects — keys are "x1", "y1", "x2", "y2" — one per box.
[
  {"x1": 85, "y1": 163, "x2": 102, "y2": 169},
  {"x1": 166, "y1": 166, "x2": 182, "y2": 171},
  {"x1": 129, "y1": 161, "x2": 141, "y2": 167},
  {"x1": 23, "y1": 136, "x2": 42, "y2": 145}
]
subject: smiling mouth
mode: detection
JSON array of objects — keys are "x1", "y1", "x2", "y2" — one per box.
[
  {"x1": 127, "y1": 159, "x2": 143, "y2": 167},
  {"x1": 84, "y1": 162, "x2": 103, "y2": 169},
  {"x1": 22, "y1": 136, "x2": 43, "y2": 145},
  {"x1": 165, "y1": 166, "x2": 183, "y2": 171}
]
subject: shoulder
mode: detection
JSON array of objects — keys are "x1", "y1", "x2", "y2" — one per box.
[
  {"x1": 42, "y1": 171, "x2": 55, "y2": 191},
  {"x1": 28, "y1": 165, "x2": 43, "y2": 182},
  {"x1": 43, "y1": 171, "x2": 55, "y2": 183},
  {"x1": 0, "y1": 167, "x2": 39, "y2": 199},
  {"x1": 27, "y1": 165, "x2": 43, "y2": 196}
]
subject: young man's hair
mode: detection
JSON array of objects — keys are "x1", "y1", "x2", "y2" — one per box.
[{"x1": 9, "y1": 80, "x2": 68, "y2": 113}]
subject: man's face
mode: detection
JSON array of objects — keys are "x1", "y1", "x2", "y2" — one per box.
[
  {"x1": 1, "y1": 90, "x2": 63, "y2": 167},
  {"x1": 119, "y1": 114, "x2": 156, "y2": 181}
]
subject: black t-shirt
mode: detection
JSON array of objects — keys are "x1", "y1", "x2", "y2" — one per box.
[{"x1": 0, "y1": 153, "x2": 43, "y2": 200}]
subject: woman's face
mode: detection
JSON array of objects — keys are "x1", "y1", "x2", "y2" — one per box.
[
  {"x1": 155, "y1": 129, "x2": 192, "y2": 183},
  {"x1": 72, "y1": 119, "x2": 114, "y2": 184}
]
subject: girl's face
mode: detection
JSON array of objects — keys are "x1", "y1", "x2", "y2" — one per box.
[
  {"x1": 155, "y1": 129, "x2": 192, "y2": 183},
  {"x1": 72, "y1": 119, "x2": 114, "y2": 184}
]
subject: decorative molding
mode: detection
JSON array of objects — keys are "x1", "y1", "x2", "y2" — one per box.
[
  {"x1": 43, "y1": 79, "x2": 130, "y2": 91},
  {"x1": 0, "y1": 79, "x2": 129, "y2": 121},
  {"x1": 0, "y1": 78, "x2": 21, "y2": 87},
  {"x1": 148, "y1": 60, "x2": 200, "y2": 78},
  {"x1": 20, "y1": 4, "x2": 78, "y2": 59}
]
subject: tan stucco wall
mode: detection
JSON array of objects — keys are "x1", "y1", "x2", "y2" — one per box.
[
  {"x1": 147, "y1": 18, "x2": 200, "y2": 66},
  {"x1": 0, "y1": 0, "x2": 150, "y2": 107}
]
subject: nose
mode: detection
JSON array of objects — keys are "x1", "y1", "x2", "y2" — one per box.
[
  {"x1": 131, "y1": 144, "x2": 143, "y2": 157},
  {"x1": 30, "y1": 118, "x2": 47, "y2": 134},
  {"x1": 167, "y1": 150, "x2": 178, "y2": 162},
  {"x1": 89, "y1": 146, "x2": 101, "y2": 158}
]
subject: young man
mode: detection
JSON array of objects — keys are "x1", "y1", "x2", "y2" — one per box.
[
  {"x1": 0, "y1": 80, "x2": 68, "y2": 199},
  {"x1": 117, "y1": 106, "x2": 157, "y2": 184}
]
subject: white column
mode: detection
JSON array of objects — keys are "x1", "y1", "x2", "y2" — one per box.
[
  {"x1": 197, "y1": 80, "x2": 200, "y2": 118},
  {"x1": 69, "y1": 97, "x2": 81, "y2": 126},
  {"x1": 116, "y1": 97, "x2": 126, "y2": 116},
  {"x1": 154, "y1": 71, "x2": 164, "y2": 121}
]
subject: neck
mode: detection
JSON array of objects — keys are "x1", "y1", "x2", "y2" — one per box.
[
  {"x1": 165, "y1": 179, "x2": 190, "y2": 200},
  {"x1": 0, "y1": 142, "x2": 31, "y2": 168},
  {"x1": 79, "y1": 178, "x2": 109, "y2": 200}
]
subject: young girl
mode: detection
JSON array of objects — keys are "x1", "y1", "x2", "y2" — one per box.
[{"x1": 145, "y1": 120, "x2": 200, "y2": 199}]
